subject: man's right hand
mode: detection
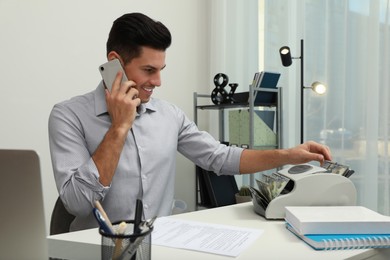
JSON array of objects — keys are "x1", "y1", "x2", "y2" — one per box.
[{"x1": 105, "y1": 70, "x2": 141, "y2": 134}]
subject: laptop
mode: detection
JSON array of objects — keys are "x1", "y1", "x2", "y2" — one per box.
[{"x1": 0, "y1": 149, "x2": 48, "y2": 259}]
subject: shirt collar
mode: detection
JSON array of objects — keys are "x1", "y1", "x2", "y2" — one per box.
[{"x1": 94, "y1": 81, "x2": 157, "y2": 117}]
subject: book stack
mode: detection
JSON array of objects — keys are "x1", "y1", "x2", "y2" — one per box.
[{"x1": 285, "y1": 206, "x2": 390, "y2": 250}]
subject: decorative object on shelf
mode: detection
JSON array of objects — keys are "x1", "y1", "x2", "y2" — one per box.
[
  {"x1": 235, "y1": 185, "x2": 252, "y2": 204},
  {"x1": 279, "y1": 39, "x2": 327, "y2": 144},
  {"x1": 228, "y1": 83, "x2": 238, "y2": 97},
  {"x1": 211, "y1": 73, "x2": 239, "y2": 105}
]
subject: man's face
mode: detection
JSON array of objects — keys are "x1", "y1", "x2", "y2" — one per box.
[{"x1": 123, "y1": 47, "x2": 166, "y2": 103}]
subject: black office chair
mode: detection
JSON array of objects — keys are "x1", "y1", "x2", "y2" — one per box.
[{"x1": 50, "y1": 196, "x2": 76, "y2": 235}]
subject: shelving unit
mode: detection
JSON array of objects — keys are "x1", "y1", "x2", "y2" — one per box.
[{"x1": 193, "y1": 85, "x2": 282, "y2": 209}]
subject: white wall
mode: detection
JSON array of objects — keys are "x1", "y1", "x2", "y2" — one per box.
[{"x1": 0, "y1": 0, "x2": 210, "y2": 234}]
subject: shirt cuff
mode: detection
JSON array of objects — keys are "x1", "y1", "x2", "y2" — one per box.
[
  {"x1": 219, "y1": 147, "x2": 244, "y2": 175},
  {"x1": 77, "y1": 158, "x2": 110, "y2": 199}
]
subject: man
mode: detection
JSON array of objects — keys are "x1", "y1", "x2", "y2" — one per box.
[{"x1": 49, "y1": 13, "x2": 331, "y2": 231}]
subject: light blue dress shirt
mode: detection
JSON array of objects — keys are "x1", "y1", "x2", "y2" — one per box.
[{"x1": 48, "y1": 82, "x2": 243, "y2": 231}]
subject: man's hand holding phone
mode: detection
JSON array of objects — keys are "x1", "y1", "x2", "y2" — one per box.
[
  {"x1": 94, "y1": 60, "x2": 141, "y2": 187},
  {"x1": 106, "y1": 70, "x2": 140, "y2": 133},
  {"x1": 100, "y1": 59, "x2": 141, "y2": 133}
]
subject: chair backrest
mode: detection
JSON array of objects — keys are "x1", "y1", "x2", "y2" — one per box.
[
  {"x1": 0, "y1": 149, "x2": 48, "y2": 259},
  {"x1": 50, "y1": 196, "x2": 76, "y2": 235},
  {"x1": 196, "y1": 166, "x2": 239, "y2": 207}
]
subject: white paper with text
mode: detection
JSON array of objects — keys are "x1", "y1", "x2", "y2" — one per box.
[{"x1": 152, "y1": 217, "x2": 263, "y2": 257}]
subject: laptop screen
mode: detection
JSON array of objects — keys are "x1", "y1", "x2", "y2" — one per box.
[{"x1": 0, "y1": 149, "x2": 48, "y2": 259}]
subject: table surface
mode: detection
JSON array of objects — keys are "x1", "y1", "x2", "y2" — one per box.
[{"x1": 47, "y1": 202, "x2": 390, "y2": 260}]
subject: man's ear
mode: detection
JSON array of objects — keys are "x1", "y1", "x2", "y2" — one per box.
[
  {"x1": 107, "y1": 51, "x2": 120, "y2": 61},
  {"x1": 107, "y1": 51, "x2": 125, "y2": 67}
]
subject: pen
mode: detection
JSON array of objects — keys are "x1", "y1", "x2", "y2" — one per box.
[
  {"x1": 130, "y1": 199, "x2": 143, "y2": 260},
  {"x1": 94, "y1": 200, "x2": 114, "y2": 231},
  {"x1": 133, "y1": 199, "x2": 143, "y2": 234},
  {"x1": 93, "y1": 208, "x2": 115, "y2": 235}
]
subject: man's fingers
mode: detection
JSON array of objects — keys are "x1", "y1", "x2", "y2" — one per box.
[
  {"x1": 125, "y1": 87, "x2": 139, "y2": 99},
  {"x1": 110, "y1": 70, "x2": 124, "y2": 93}
]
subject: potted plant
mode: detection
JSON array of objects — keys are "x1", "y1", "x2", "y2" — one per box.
[{"x1": 235, "y1": 185, "x2": 252, "y2": 204}]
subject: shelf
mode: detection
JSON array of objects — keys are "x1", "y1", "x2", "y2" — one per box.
[
  {"x1": 196, "y1": 103, "x2": 250, "y2": 110},
  {"x1": 196, "y1": 102, "x2": 277, "y2": 110},
  {"x1": 193, "y1": 86, "x2": 282, "y2": 210}
]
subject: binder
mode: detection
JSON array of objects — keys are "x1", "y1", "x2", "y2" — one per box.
[{"x1": 286, "y1": 223, "x2": 390, "y2": 250}]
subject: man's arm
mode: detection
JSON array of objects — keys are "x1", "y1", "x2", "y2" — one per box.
[
  {"x1": 92, "y1": 71, "x2": 140, "y2": 186},
  {"x1": 91, "y1": 126, "x2": 128, "y2": 186},
  {"x1": 239, "y1": 141, "x2": 332, "y2": 174}
]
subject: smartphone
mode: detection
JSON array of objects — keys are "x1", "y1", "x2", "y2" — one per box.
[{"x1": 98, "y1": 59, "x2": 128, "y2": 91}]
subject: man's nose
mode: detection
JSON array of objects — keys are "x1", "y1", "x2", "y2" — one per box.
[{"x1": 151, "y1": 72, "x2": 161, "y2": 87}]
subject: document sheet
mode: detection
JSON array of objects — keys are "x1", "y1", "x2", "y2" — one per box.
[{"x1": 152, "y1": 217, "x2": 263, "y2": 257}]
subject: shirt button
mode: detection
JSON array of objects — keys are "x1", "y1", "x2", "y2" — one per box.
[{"x1": 144, "y1": 204, "x2": 149, "y2": 209}]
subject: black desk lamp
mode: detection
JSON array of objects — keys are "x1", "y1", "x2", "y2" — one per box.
[{"x1": 279, "y1": 39, "x2": 326, "y2": 144}]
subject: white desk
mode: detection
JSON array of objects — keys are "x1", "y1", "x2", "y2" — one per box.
[{"x1": 48, "y1": 203, "x2": 390, "y2": 260}]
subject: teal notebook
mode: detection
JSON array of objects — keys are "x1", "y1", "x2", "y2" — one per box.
[{"x1": 286, "y1": 223, "x2": 390, "y2": 250}]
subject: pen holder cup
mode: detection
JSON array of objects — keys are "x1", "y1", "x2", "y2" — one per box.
[{"x1": 100, "y1": 220, "x2": 153, "y2": 260}]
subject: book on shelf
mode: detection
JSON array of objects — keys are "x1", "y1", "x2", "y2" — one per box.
[
  {"x1": 250, "y1": 71, "x2": 280, "y2": 106},
  {"x1": 286, "y1": 223, "x2": 390, "y2": 250},
  {"x1": 252, "y1": 71, "x2": 280, "y2": 90},
  {"x1": 285, "y1": 206, "x2": 390, "y2": 235}
]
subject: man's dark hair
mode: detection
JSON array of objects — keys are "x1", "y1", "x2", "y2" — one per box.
[{"x1": 106, "y1": 13, "x2": 172, "y2": 64}]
